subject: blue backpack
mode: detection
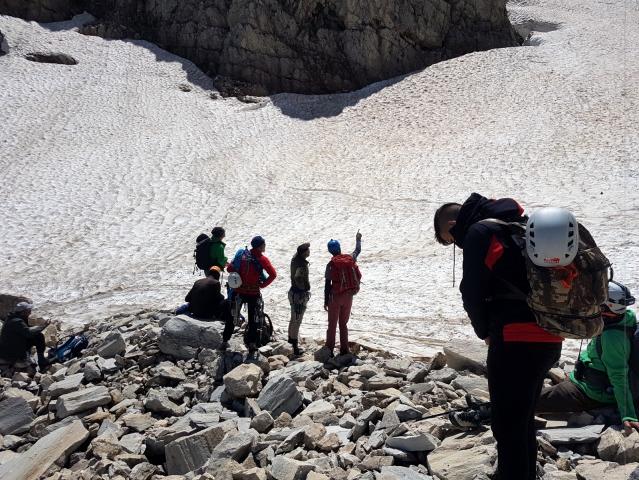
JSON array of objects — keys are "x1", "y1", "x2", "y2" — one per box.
[
  {"x1": 231, "y1": 248, "x2": 266, "y2": 281},
  {"x1": 48, "y1": 335, "x2": 89, "y2": 363}
]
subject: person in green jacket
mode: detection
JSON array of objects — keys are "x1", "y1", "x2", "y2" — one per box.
[
  {"x1": 209, "y1": 226, "x2": 228, "y2": 270},
  {"x1": 451, "y1": 280, "x2": 639, "y2": 433},
  {"x1": 536, "y1": 280, "x2": 639, "y2": 432}
]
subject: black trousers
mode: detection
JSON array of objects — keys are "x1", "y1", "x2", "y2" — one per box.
[
  {"x1": 488, "y1": 338, "x2": 562, "y2": 480},
  {"x1": 239, "y1": 294, "x2": 260, "y2": 346},
  {"x1": 537, "y1": 380, "x2": 608, "y2": 413},
  {"x1": 215, "y1": 300, "x2": 235, "y2": 343}
]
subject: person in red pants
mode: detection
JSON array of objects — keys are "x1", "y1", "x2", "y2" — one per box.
[{"x1": 323, "y1": 231, "x2": 362, "y2": 356}]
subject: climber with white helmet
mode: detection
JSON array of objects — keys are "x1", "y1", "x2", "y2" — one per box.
[
  {"x1": 434, "y1": 193, "x2": 563, "y2": 480},
  {"x1": 537, "y1": 278, "x2": 639, "y2": 432}
]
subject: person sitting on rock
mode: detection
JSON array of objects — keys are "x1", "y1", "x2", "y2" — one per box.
[
  {"x1": 537, "y1": 279, "x2": 639, "y2": 432},
  {"x1": 184, "y1": 266, "x2": 234, "y2": 348},
  {"x1": 0, "y1": 302, "x2": 50, "y2": 372},
  {"x1": 451, "y1": 280, "x2": 639, "y2": 435}
]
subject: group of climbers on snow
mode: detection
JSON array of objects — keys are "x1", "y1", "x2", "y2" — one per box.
[{"x1": 185, "y1": 226, "x2": 362, "y2": 358}]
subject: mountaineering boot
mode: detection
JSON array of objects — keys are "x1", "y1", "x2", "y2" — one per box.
[
  {"x1": 290, "y1": 338, "x2": 304, "y2": 356},
  {"x1": 449, "y1": 406, "x2": 491, "y2": 430}
]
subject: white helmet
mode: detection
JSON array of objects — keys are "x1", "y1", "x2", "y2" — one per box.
[
  {"x1": 606, "y1": 281, "x2": 635, "y2": 314},
  {"x1": 227, "y1": 272, "x2": 243, "y2": 289},
  {"x1": 526, "y1": 207, "x2": 579, "y2": 267}
]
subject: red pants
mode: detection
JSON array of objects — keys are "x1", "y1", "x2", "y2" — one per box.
[{"x1": 326, "y1": 292, "x2": 353, "y2": 353}]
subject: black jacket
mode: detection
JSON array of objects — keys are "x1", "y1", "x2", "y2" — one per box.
[
  {"x1": 0, "y1": 316, "x2": 43, "y2": 362},
  {"x1": 185, "y1": 276, "x2": 225, "y2": 319},
  {"x1": 450, "y1": 193, "x2": 534, "y2": 339}
]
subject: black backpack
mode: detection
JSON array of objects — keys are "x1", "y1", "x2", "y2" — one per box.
[{"x1": 194, "y1": 234, "x2": 213, "y2": 271}]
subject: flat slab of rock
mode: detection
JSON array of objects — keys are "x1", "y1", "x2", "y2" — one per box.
[
  {"x1": 0, "y1": 397, "x2": 34, "y2": 435},
  {"x1": 301, "y1": 399, "x2": 336, "y2": 417},
  {"x1": 428, "y1": 443, "x2": 495, "y2": 480},
  {"x1": 165, "y1": 424, "x2": 234, "y2": 475},
  {"x1": 55, "y1": 385, "x2": 111, "y2": 419},
  {"x1": 159, "y1": 315, "x2": 224, "y2": 359},
  {"x1": 153, "y1": 361, "x2": 187, "y2": 382},
  {"x1": 538, "y1": 425, "x2": 605, "y2": 445},
  {"x1": 257, "y1": 375, "x2": 303, "y2": 418},
  {"x1": 379, "y1": 466, "x2": 434, "y2": 480},
  {"x1": 443, "y1": 341, "x2": 487, "y2": 375},
  {"x1": 46, "y1": 372, "x2": 84, "y2": 398},
  {"x1": 385, "y1": 433, "x2": 439, "y2": 452},
  {"x1": 97, "y1": 331, "x2": 126, "y2": 358},
  {"x1": 275, "y1": 361, "x2": 324, "y2": 382},
  {"x1": 0, "y1": 419, "x2": 88, "y2": 480},
  {"x1": 575, "y1": 459, "x2": 639, "y2": 480},
  {"x1": 269, "y1": 456, "x2": 316, "y2": 480}
]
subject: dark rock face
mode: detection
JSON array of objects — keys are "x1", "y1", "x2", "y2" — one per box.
[
  {"x1": 0, "y1": 0, "x2": 84, "y2": 22},
  {"x1": 1, "y1": 0, "x2": 519, "y2": 94},
  {"x1": 0, "y1": 29, "x2": 7, "y2": 55}
]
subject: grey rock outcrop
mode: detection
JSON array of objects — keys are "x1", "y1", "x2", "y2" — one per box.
[
  {"x1": 0, "y1": 397, "x2": 34, "y2": 435},
  {"x1": 158, "y1": 315, "x2": 224, "y2": 359},
  {"x1": 0, "y1": 29, "x2": 7, "y2": 55},
  {"x1": 1, "y1": 0, "x2": 519, "y2": 95},
  {"x1": 97, "y1": 331, "x2": 126, "y2": 358},
  {"x1": 257, "y1": 374, "x2": 303, "y2": 418}
]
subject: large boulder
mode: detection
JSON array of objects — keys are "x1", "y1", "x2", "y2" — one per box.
[
  {"x1": 158, "y1": 315, "x2": 224, "y2": 359},
  {"x1": 443, "y1": 341, "x2": 487, "y2": 375},
  {"x1": 0, "y1": 397, "x2": 34, "y2": 435},
  {"x1": 257, "y1": 375, "x2": 303, "y2": 418},
  {"x1": 269, "y1": 456, "x2": 316, "y2": 480},
  {"x1": 55, "y1": 385, "x2": 111, "y2": 419},
  {"x1": 97, "y1": 331, "x2": 126, "y2": 358},
  {"x1": 165, "y1": 424, "x2": 235, "y2": 475},
  {"x1": 0, "y1": 420, "x2": 89, "y2": 480},
  {"x1": 223, "y1": 363, "x2": 263, "y2": 398}
]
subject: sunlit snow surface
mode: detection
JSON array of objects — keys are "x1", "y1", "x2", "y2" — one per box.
[{"x1": 1, "y1": 0, "x2": 637, "y2": 358}]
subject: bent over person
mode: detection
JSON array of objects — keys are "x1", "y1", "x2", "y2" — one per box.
[
  {"x1": 434, "y1": 193, "x2": 563, "y2": 480},
  {"x1": 288, "y1": 242, "x2": 311, "y2": 356},
  {"x1": 324, "y1": 231, "x2": 362, "y2": 356}
]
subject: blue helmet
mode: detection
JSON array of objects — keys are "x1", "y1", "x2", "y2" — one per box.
[{"x1": 327, "y1": 239, "x2": 341, "y2": 255}]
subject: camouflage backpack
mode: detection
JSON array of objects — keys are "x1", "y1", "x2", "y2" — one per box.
[{"x1": 482, "y1": 219, "x2": 610, "y2": 339}]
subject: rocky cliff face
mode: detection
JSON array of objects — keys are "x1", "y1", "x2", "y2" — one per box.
[{"x1": 1, "y1": 0, "x2": 519, "y2": 94}]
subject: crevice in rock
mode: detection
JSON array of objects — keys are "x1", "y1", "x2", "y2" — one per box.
[{"x1": 24, "y1": 52, "x2": 78, "y2": 65}]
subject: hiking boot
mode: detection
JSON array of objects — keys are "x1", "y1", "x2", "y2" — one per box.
[
  {"x1": 449, "y1": 409, "x2": 486, "y2": 430},
  {"x1": 37, "y1": 358, "x2": 51, "y2": 373},
  {"x1": 289, "y1": 338, "x2": 304, "y2": 356}
]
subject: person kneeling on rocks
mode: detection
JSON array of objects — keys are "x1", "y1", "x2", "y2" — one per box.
[
  {"x1": 0, "y1": 302, "x2": 50, "y2": 372},
  {"x1": 451, "y1": 281, "x2": 639, "y2": 434},
  {"x1": 184, "y1": 266, "x2": 234, "y2": 349}
]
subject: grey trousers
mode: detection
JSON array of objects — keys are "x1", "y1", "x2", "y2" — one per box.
[{"x1": 288, "y1": 289, "x2": 310, "y2": 340}]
